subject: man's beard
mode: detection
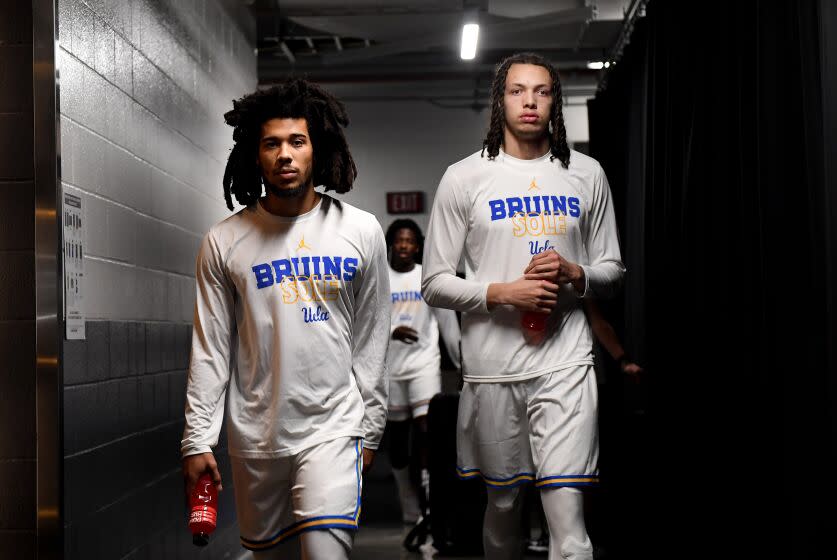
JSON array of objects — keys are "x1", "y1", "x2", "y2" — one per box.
[
  {"x1": 509, "y1": 122, "x2": 549, "y2": 141},
  {"x1": 265, "y1": 179, "x2": 307, "y2": 199}
]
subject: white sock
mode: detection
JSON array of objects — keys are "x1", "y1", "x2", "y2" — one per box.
[
  {"x1": 541, "y1": 487, "x2": 593, "y2": 560},
  {"x1": 483, "y1": 487, "x2": 524, "y2": 560},
  {"x1": 392, "y1": 466, "x2": 421, "y2": 523}
]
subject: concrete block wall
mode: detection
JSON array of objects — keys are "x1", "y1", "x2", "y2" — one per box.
[
  {"x1": 0, "y1": 1, "x2": 37, "y2": 557},
  {"x1": 57, "y1": 1, "x2": 256, "y2": 558},
  {"x1": 58, "y1": 0, "x2": 254, "y2": 322},
  {"x1": 63, "y1": 321, "x2": 240, "y2": 559}
]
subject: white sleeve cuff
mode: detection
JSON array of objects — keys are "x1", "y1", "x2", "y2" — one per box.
[
  {"x1": 576, "y1": 265, "x2": 591, "y2": 298},
  {"x1": 181, "y1": 445, "x2": 213, "y2": 459}
]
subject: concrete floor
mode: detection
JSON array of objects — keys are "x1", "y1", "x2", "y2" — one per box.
[
  {"x1": 351, "y1": 524, "x2": 546, "y2": 560},
  {"x1": 236, "y1": 523, "x2": 546, "y2": 560}
]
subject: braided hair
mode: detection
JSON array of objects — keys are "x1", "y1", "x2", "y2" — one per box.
[
  {"x1": 481, "y1": 52, "x2": 571, "y2": 169},
  {"x1": 222, "y1": 79, "x2": 357, "y2": 210},
  {"x1": 385, "y1": 218, "x2": 424, "y2": 264}
]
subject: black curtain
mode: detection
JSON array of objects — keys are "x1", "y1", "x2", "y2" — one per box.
[
  {"x1": 586, "y1": 18, "x2": 651, "y2": 558},
  {"x1": 819, "y1": 2, "x2": 837, "y2": 533},
  {"x1": 588, "y1": 2, "x2": 834, "y2": 557}
]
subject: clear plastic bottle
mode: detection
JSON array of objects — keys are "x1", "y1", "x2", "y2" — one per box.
[{"x1": 188, "y1": 474, "x2": 218, "y2": 546}]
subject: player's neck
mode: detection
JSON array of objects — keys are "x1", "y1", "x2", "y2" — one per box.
[
  {"x1": 390, "y1": 259, "x2": 415, "y2": 273},
  {"x1": 260, "y1": 183, "x2": 320, "y2": 217},
  {"x1": 502, "y1": 130, "x2": 550, "y2": 160}
]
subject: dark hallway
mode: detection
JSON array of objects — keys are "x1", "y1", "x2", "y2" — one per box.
[{"x1": 0, "y1": 1, "x2": 835, "y2": 559}]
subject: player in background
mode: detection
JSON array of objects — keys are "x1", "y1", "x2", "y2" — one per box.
[
  {"x1": 385, "y1": 219, "x2": 461, "y2": 528},
  {"x1": 181, "y1": 80, "x2": 390, "y2": 560},
  {"x1": 422, "y1": 53, "x2": 625, "y2": 560},
  {"x1": 585, "y1": 300, "x2": 643, "y2": 379}
]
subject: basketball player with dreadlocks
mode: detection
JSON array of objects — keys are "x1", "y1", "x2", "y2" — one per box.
[
  {"x1": 181, "y1": 79, "x2": 390, "y2": 559},
  {"x1": 422, "y1": 53, "x2": 625, "y2": 559},
  {"x1": 384, "y1": 219, "x2": 460, "y2": 530}
]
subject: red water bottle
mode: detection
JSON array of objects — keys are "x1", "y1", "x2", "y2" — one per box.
[
  {"x1": 189, "y1": 474, "x2": 218, "y2": 546},
  {"x1": 521, "y1": 311, "x2": 548, "y2": 345},
  {"x1": 520, "y1": 311, "x2": 548, "y2": 332}
]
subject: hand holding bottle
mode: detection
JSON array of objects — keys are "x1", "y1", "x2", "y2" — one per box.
[
  {"x1": 524, "y1": 248, "x2": 585, "y2": 294},
  {"x1": 183, "y1": 452, "x2": 222, "y2": 497},
  {"x1": 188, "y1": 473, "x2": 218, "y2": 546},
  {"x1": 486, "y1": 277, "x2": 558, "y2": 311}
]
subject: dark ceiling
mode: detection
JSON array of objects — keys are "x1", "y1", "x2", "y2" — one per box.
[{"x1": 246, "y1": 0, "x2": 643, "y2": 104}]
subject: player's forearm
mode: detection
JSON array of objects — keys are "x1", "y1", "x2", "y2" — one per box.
[
  {"x1": 181, "y1": 378, "x2": 227, "y2": 458},
  {"x1": 579, "y1": 260, "x2": 625, "y2": 299},
  {"x1": 355, "y1": 361, "x2": 388, "y2": 449},
  {"x1": 354, "y1": 227, "x2": 391, "y2": 449},
  {"x1": 590, "y1": 318, "x2": 625, "y2": 361},
  {"x1": 353, "y1": 340, "x2": 389, "y2": 449},
  {"x1": 360, "y1": 412, "x2": 386, "y2": 449},
  {"x1": 181, "y1": 322, "x2": 232, "y2": 458},
  {"x1": 363, "y1": 411, "x2": 386, "y2": 451},
  {"x1": 433, "y1": 307, "x2": 462, "y2": 368},
  {"x1": 352, "y1": 339, "x2": 388, "y2": 448},
  {"x1": 582, "y1": 167, "x2": 625, "y2": 299},
  {"x1": 184, "y1": 232, "x2": 236, "y2": 458},
  {"x1": 422, "y1": 272, "x2": 488, "y2": 313},
  {"x1": 487, "y1": 280, "x2": 542, "y2": 309}
]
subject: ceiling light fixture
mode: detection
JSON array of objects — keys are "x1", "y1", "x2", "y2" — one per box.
[
  {"x1": 460, "y1": 9, "x2": 479, "y2": 60},
  {"x1": 587, "y1": 61, "x2": 604, "y2": 70}
]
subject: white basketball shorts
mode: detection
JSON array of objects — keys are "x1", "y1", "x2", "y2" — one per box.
[
  {"x1": 456, "y1": 365, "x2": 599, "y2": 489},
  {"x1": 232, "y1": 437, "x2": 362, "y2": 552},
  {"x1": 387, "y1": 374, "x2": 442, "y2": 421}
]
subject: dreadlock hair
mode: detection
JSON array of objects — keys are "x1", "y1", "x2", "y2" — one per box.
[
  {"x1": 481, "y1": 52, "x2": 571, "y2": 169},
  {"x1": 385, "y1": 218, "x2": 424, "y2": 264},
  {"x1": 221, "y1": 79, "x2": 358, "y2": 210}
]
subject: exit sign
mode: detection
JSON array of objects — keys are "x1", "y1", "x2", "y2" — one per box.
[{"x1": 386, "y1": 191, "x2": 425, "y2": 214}]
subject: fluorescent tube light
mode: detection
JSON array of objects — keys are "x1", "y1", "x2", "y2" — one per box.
[{"x1": 461, "y1": 23, "x2": 479, "y2": 60}]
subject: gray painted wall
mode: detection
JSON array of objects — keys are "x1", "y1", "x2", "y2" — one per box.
[
  {"x1": 0, "y1": 3, "x2": 37, "y2": 557},
  {"x1": 57, "y1": 1, "x2": 256, "y2": 558}
]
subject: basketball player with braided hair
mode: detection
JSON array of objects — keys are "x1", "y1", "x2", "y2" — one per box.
[
  {"x1": 181, "y1": 79, "x2": 390, "y2": 559},
  {"x1": 422, "y1": 53, "x2": 625, "y2": 559}
]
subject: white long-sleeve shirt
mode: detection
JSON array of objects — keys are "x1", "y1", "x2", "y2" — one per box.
[
  {"x1": 387, "y1": 264, "x2": 461, "y2": 381},
  {"x1": 422, "y1": 149, "x2": 624, "y2": 383},
  {"x1": 181, "y1": 195, "x2": 391, "y2": 458}
]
